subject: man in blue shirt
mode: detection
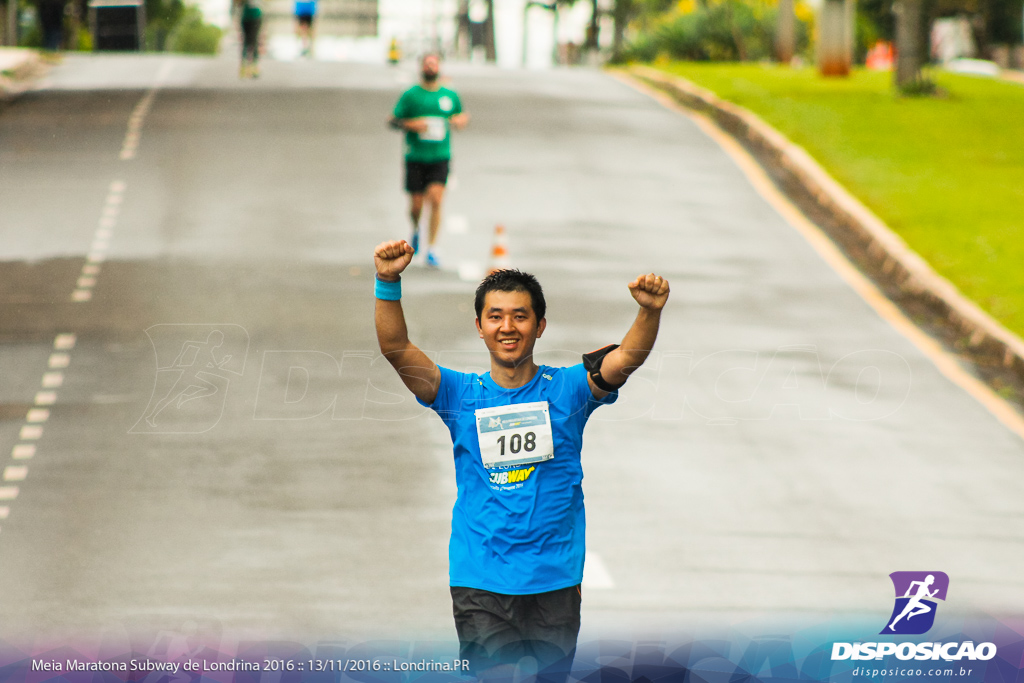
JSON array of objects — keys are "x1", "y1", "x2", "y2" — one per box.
[{"x1": 373, "y1": 238, "x2": 670, "y2": 682}]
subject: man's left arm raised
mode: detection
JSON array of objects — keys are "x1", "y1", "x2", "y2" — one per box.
[{"x1": 587, "y1": 273, "x2": 670, "y2": 399}]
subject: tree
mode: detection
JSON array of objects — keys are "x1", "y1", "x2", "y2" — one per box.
[
  {"x1": 776, "y1": 0, "x2": 796, "y2": 62},
  {"x1": 893, "y1": 0, "x2": 924, "y2": 88},
  {"x1": 612, "y1": 0, "x2": 632, "y2": 59},
  {"x1": 817, "y1": 0, "x2": 854, "y2": 75}
]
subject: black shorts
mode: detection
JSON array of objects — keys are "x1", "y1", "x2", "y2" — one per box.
[
  {"x1": 450, "y1": 585, "x2": 581, "y2": 682},
  {"x1": 405, "y1": 159, "x2": 449, "y2": 194},
  {"x1": 295, "y1": 13, "x2": 313, "y2": 26}
]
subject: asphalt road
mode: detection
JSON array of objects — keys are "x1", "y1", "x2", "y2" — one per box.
[{"x1": 1, "y1": 53, "x2": 1023, "y2": 652}]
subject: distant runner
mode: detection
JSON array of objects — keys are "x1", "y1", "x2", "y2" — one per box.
[
  {"x1": 388, "y1": 54, "x2": 469, "y2": 268},
  {"x1": 236, "y1": 0, "x2": 262, "y2": 78},
  {"x1": 294, "y1": 0, "x2": 316, "y2": 56},
  {"x1": 373, "y1": 238, "x2": 670, "y2": 681}
]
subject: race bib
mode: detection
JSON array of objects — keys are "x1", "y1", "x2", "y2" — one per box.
[
  {"x1": 475, "y1": 401, "x2": 554, "y2": 469},
  {"x1": 419, "y1": 116, "x2": 447, "y2": 142}
]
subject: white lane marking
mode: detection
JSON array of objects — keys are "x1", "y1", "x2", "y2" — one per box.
[
  {"x1": 35, "y1": 391, "x2": 57, "y2": 405},
  {"x1": 119, "y1": 65, "x2": 165, "y2": 161},
  {"x1": 458, "y1": 262, "x2": 484, "y2": 282},
  {"x1": 54, "y1": 333, "x2": 76, "y2": 350},
  {"x1": 4, "y1": 331, "x2": 76, "y2": 520},
  {"x1": 120, "y1": 95, "x2": 153, "y2": 159},
  {"x1": 77, "y1": 180, "x2": 125, "y2": 301},
  {"x1": 582, "y1": 552, "x2": 615, "y2": 589},
  {"x1": 3, "y1": 467, "x2": 27, "y2": 482},
  {"x1": 447, "y1": 214, "x2": 469, "y2": 234},
  {"x1": 19, "y1": 426, "x2": 43, "y2": 440},
  {"x1": 42, "y1": 372, "x2": 64, "y2": 388},
  {"x1": 622, "y1": 73, "x2": 1024, "y2": 443}
]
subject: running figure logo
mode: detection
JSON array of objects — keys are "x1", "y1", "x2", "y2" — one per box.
[
  {"x1": 881, "y1": 571, "x2": 949, "y2": 635},
  {"x1": 131, "y1": 325, "x2": 249, "y2": 434}
]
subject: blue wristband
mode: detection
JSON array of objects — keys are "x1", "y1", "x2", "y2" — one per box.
[{"x1": 375, "y1": 274, "x2": 402, "y2": 300}]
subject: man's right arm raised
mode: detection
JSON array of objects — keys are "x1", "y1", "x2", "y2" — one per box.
[{"x1": 374, "y1": 239, "x2": 441, "y2": 405}]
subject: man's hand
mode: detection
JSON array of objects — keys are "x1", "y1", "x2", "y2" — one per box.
[
  {"x1": 375, "y1": 240, "x2": 414, "y2": 281},
  {"x1": 404, "y1": 118, "x2": 429, "y2": 133},
  {"x1": 450, "y1": 113, "x2": 470, "y2": 130},
  {"x1": 628, "y1": 273, "x2": 670, "y2": 310}
]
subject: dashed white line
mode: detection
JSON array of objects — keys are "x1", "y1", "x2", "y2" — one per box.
[
  {"x1": 1, "y1": 332, "x2": 75, "y2": 526},
  {"x1": 35, "y1": 391, "x2": 57, "y2": 406},
  {"x1": 458, "y1": 262, "x2": 484, "y2": 282},
  {"x1": 41, "y1": 372, "x2": 64, "y2": 388},
  {"x1": 19, "y1": 426, "x2": 43, "y2": 440},
  {"x1": 119, "y1": 80, "x2": 163, "y2": 160},
  {"x1": 3, "y1": 467, "x2": 28, "y2": 482},
  {"x1": 54, "y1": 333, "x2": 76, "y2": 350},
  {"x1": 48, "y1": 353, "x2": 70, "y2": 368}
]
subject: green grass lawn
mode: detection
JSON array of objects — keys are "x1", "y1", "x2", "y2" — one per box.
[{"x1": 651, "y1": 63, "x2": 1024, "y2": 338}]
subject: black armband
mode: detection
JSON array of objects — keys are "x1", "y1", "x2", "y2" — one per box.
[{"x1": 582, "y1": 344, "x2": 623, "y2": 393}]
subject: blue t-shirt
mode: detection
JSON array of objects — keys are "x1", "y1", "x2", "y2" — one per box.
[{"x1": 418, "y1": 364, "x2": 617, "y2": 594}]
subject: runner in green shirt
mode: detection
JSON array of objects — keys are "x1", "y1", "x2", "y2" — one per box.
[
  {"x1": 236, "y1": 0, "x2": 262, "y2": 79},
  {"x1": 389, "y1": 54, "x2": 470, "y2": 268}
]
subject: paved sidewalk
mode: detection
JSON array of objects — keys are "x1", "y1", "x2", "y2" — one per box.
[
  {"x1": 0, "y1": 47, "x2": 43, "y2": 97},
  {"x1": 1003, "y1": 69, "x2": 1024, "y2": 85}
]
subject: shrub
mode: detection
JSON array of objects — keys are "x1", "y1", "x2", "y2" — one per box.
[
  {"x1": 166, "y1": 6, "x2": 221, "y2": 54},
  {"x1": 624, "y1": 0, "x2": 811, "y2": 62}
]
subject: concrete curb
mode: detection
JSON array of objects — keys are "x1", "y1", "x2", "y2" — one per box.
[{"x1": 626, "y1": 64, "x2": 1024, "y2": 390}]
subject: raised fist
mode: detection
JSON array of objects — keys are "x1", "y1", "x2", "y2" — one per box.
[
  {"x1": 374, "y1": 239, "x2": 414, "y2": 281},
  {"x1": 628, "y1": 273, "x2": 670, "y2": 310}
]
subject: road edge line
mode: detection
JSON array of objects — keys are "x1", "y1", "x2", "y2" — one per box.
[{"x1": 610, "y1": 67, "x2": 1024, "y2": 442}]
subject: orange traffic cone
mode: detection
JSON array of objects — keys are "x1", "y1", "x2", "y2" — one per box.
[{"x1": 488, "y1": 224, "x2": 510, "y2": 274}]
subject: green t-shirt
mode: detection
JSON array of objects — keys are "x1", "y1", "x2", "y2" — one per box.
[
  {"x1": 241, "y1": 0, "x2": 261, "y2": 20},
  {"x1": 392, "y1": 85, "x2": 463, "y2": 163}
]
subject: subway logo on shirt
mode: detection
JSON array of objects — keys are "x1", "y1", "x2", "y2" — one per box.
[{"x1": 489, "y1": 466, "x2": 536, "y2": 487}]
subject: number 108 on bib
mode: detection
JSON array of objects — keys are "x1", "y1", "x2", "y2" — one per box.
[{"x1": 474, "y1": 401, "x2": 554, "y2": 469}]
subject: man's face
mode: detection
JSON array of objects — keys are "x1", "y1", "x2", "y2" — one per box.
[
  {"x1": 422, "y1": 55, "x2": 440, "y2": 81},
  {"x1": 475, "y1": 290, "x2": 546, "y2": 369}
]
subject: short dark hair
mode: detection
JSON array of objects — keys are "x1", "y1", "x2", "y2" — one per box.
[{"x1": 474, "y1": 269, "x2": 546, "y2": 322}]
